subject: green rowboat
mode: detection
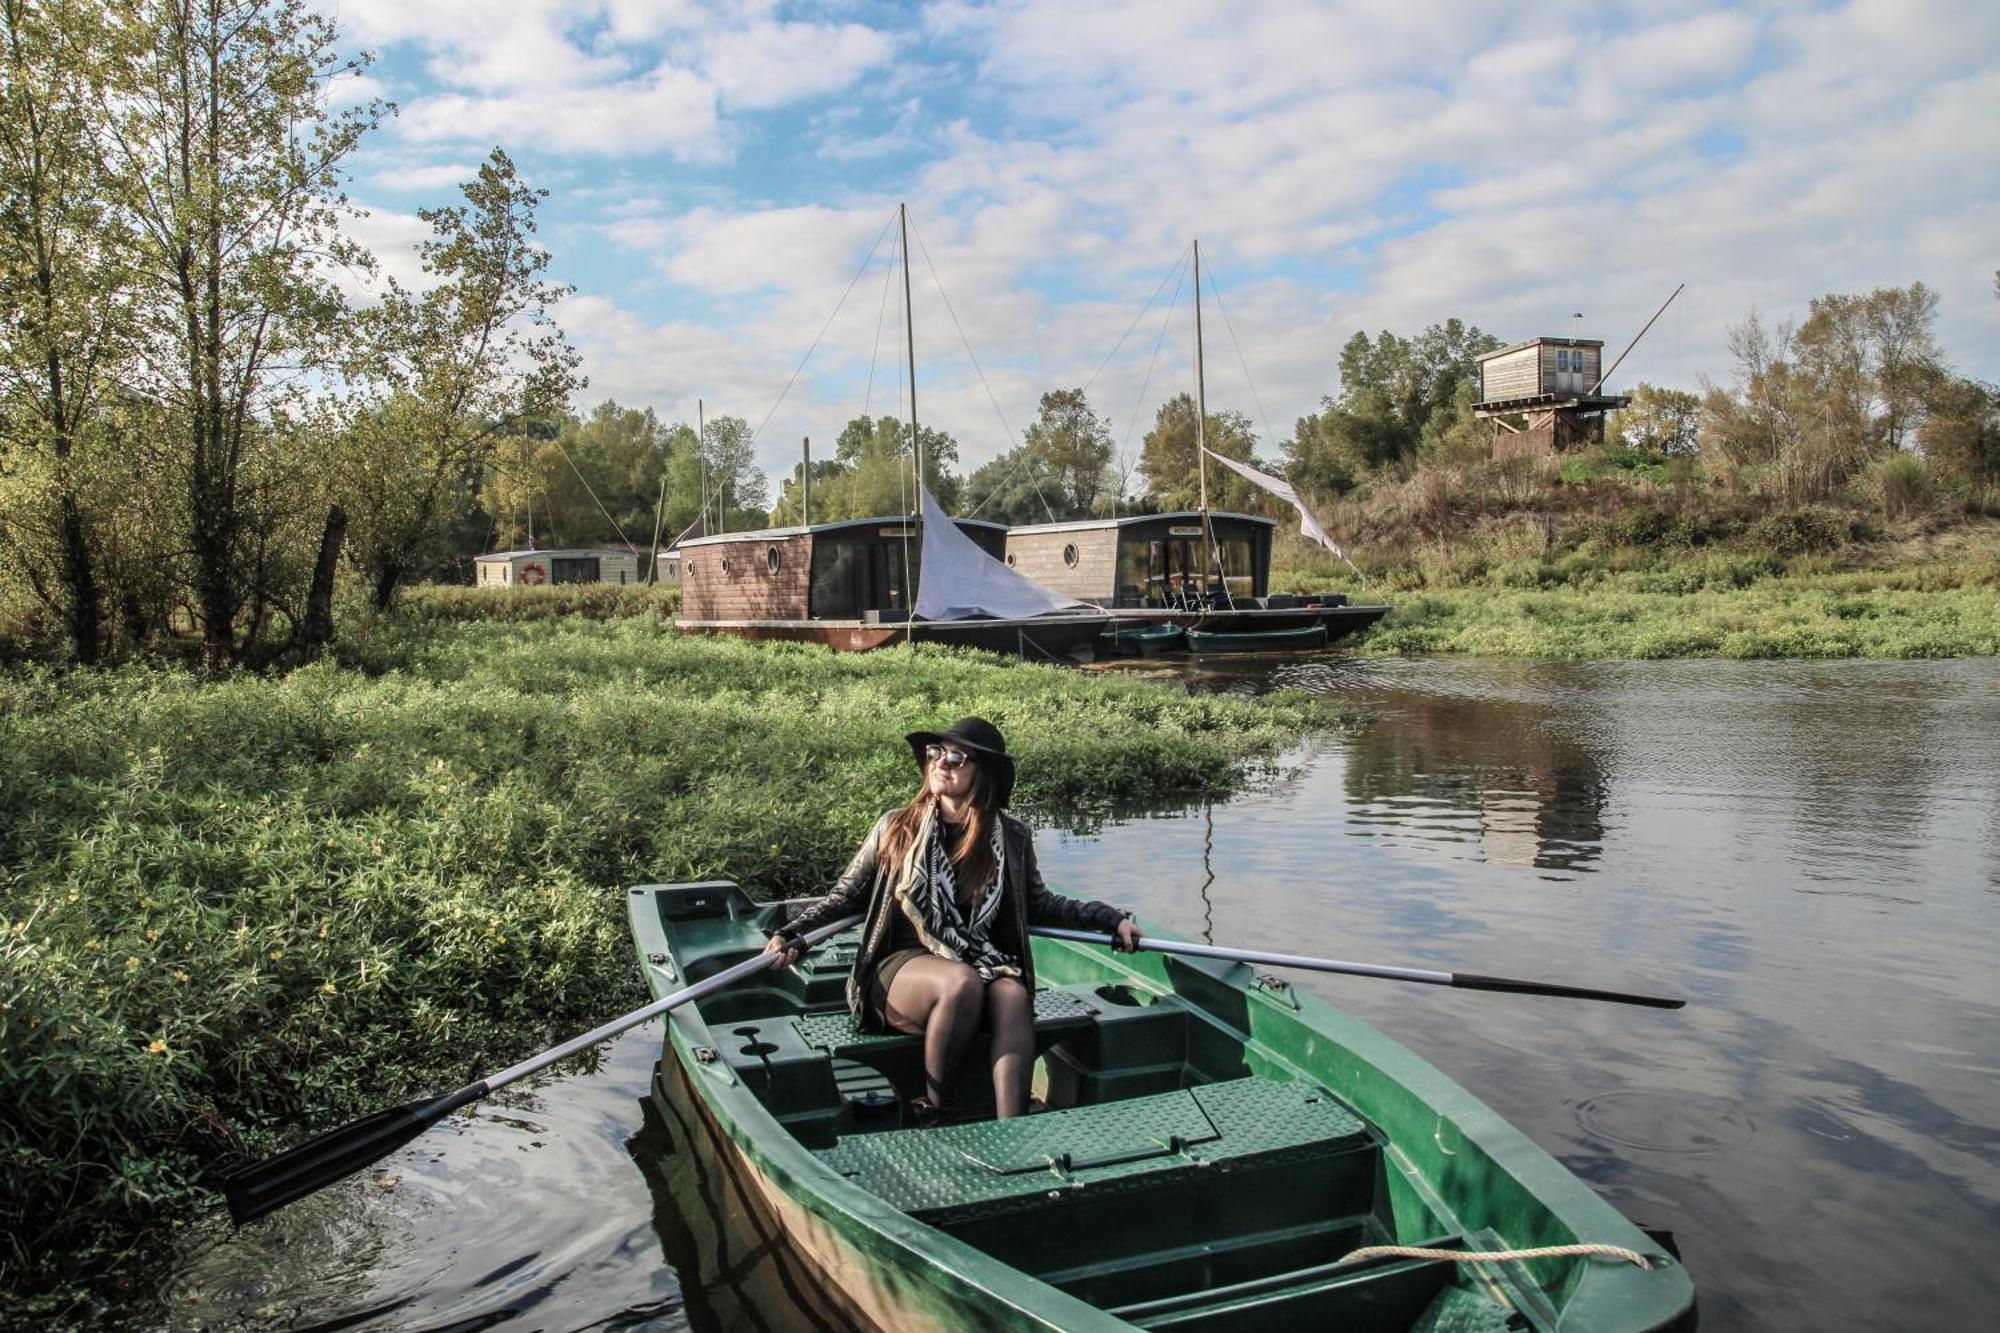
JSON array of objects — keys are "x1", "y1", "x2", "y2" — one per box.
[
  {"x1": 628, "y1": 881, "x2": 1696, "y2": 1332},
  {"x1": 1185, "y1": 622, "x2": 1327, "y2": 654}
]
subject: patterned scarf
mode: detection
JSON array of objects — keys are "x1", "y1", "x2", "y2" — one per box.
[{"x1": 892, "y1": 802, "x2": 1021, "y2": 981}]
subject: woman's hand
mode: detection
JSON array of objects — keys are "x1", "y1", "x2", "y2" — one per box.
[
  {"x1": 763, "y1": 933, "x2": 804, "y2": 970},
  {"x1": 1112, "y1": 917, "x2": 1142, "y2": 953}
]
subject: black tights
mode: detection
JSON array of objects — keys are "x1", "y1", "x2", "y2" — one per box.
[{"x1": 881, "y1": 956, "x2": 1035, "y2": 1117}]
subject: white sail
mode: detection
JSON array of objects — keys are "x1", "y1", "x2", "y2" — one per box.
[
  {"x1": 1200, "y1": 447, "x2": 1353, "y2": 565},
  {"x1": 915, "y1": 485, "x2": 1091, "y2": 620}
]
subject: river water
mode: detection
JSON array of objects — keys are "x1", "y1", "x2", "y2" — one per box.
[{"x1": 150, "y1": 656, "x2": 2000, "y2": 1332}]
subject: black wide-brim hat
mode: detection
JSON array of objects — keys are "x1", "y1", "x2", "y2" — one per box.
[{"x1": 905, "y1": 715, "x2": 1015, "y2": 808}]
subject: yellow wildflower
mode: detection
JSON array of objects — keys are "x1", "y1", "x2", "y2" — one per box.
[{"x1": 148, "y1": 1039, "x2": 168, "y2": 1055}]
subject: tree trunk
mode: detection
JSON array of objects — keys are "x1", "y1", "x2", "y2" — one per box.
[
  {"x1": 300, "y1": 504, "x2": 346, "y2": 656},
  {"x1": 57, "y1": 492, "x2": 102, "y2": 665},
  {"x1": 372, "y1": 559, "x2": 401, "y2": 613}
]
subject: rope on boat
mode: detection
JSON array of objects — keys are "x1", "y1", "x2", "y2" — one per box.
[{"x1": 1338, "y1": 1242, "x2": 1654, "y2": 1271}]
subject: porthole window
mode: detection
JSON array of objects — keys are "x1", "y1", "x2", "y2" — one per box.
[
  {"x1": 720, "y1": 556, "x2": 733, "y2": 575},
  {"x1": 1062, "y1": 543, "x2": 1079, "y2": 568},
  {"x1": 766, "y1": 545, "x2": 781, "y2": 574},
  {"x1": 1006, "y1": 552, "x2": 1018, "y2": 567}
]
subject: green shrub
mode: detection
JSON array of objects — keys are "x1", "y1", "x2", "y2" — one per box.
[{"x1": 0, "y1": 622, "x2": 1350, "y2": 1311}]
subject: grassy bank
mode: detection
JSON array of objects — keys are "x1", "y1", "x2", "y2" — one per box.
[
  {"x1": 1274, "y1": 499, "x2": 2000, "y2": 658},
  {"x1": 0, "y1": 618, "x2": 1349, "y2": 1317}
]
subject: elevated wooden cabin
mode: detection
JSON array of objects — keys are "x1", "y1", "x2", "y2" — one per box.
[
  {"x1": 679, "y1": 516, "x2": 1007, "y2": 623},
  {"x1": 1473, "y1": 337, "x2": 1631, "y2": 459},
  {"x1": 1004, "y1": 512, "x2": 1276, "y2": 608},
  {"x1": 475, "y1": 547, "x2": 641, "y2": 587}
]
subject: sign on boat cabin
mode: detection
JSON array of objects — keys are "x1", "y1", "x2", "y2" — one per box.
[
  {"x1": 1003, "y1": 512, "x2": 1276, "y2": 608},
  {"x1": 475, "y1": 548, "x2": 641, "y2": 587},
  {"x1": 679, "y1": 516, "x2": 1008, "y2": 622}
]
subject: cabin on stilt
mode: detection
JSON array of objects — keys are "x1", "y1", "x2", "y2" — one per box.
[{"x1": 1474, "y1": 337, "x2": 1632, "y2": 460}]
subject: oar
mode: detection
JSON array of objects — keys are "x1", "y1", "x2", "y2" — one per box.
[
  {"x1": 221, "y1": 912, "x2": 862, "y2": 1225},
  {"x1": 1030, "y1": 927, "x2": 1683, "y2": 1009}
]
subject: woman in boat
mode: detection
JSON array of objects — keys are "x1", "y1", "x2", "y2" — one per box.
[{"x1": 767, "y1": 717, "x2": 1140, "y2": 1121}]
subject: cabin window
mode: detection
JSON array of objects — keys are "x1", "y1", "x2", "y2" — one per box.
[
  {"x1": 1062, "y1": 543, "x2": 1079, "y2": 568},
  {"x1": 1556, "y1": 349, "x2": 1569, "y2": 372},
  {"x1": 766, "y1": 545, "x2": 781, "y2": 574},
  {"x1": 552, "y1": 556, "x2": 600, "y2": 584},
  {"x1": 720, "y1": 557, "x2": 732, "y2": 575},
  {"x1": 1005, "y1": 552, "x2": 1017, "y2": 566}
]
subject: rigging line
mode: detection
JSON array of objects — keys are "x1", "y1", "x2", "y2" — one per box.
[
  {"x1": 1200, "y1": 258, "x2": 1280, "y2": 454},
  {"x1": 1082, "y1": 244, "x2": 1193, "y2": 397},
  {"x1": 752, "y1": 209, "x2": 898, "y2": 443},
  {"x1": 863, "y1": 231, "x2": 897, "y2": 420},
  {"x1": 1119, "y1": 257, "x2": 1188, "y2": 469},
  {"x1": 905, "y1": 217, "x2": 1030, "y2": 459},
  {"x1": 550, "y1": 433, "x2": 641, "y2": 555},
  {"x1": 907, "y1": 214, "x2": 1057, "y2": 525}
]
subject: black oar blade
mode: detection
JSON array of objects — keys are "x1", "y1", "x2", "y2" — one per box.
[
  {"x1": 222, "y1": 1086, "x2": 478, "y2": 1225},
  {"x1": 1453, "y1": 972, "x2": 1684, "y2": 1009}
]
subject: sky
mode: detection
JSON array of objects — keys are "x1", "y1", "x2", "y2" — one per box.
[{"x1": 328, "y1": 0, "x2": 2000, "y2": 489}]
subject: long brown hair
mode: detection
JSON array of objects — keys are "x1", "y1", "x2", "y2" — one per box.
[{"x1": 880, "y1": 761, "x2": 1001, "y2": 905}]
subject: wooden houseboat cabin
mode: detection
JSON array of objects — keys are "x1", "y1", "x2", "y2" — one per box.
[
  {"x1": 475, "y1": 547, "x2": 641, "y2": 587},
  {"x1": 1003, "y1": 512, "x2": 1275, "y2": 608},
  {"x1": 680, "y1": 512, "x2": 1016, "y2": 648},
  {"x1": 1473, "y1": 337, "x2": 1631, "y2": 459}
]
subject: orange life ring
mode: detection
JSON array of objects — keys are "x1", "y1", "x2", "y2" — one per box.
[{"x1": 518, "y1": 562, "x2": 547, "y2": 586}]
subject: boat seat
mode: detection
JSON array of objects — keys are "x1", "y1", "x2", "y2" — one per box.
[
  {"x1": 814, "y1": 1075, "x2": 1369, "y2": 1227},
  {"x1": 791, "y1": 987, "x2": 1100, "y2": 1057}
]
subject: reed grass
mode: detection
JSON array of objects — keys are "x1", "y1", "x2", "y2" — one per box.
[{"x1": 0, "y1": 618, "x2": 1347, "y2": 1315}]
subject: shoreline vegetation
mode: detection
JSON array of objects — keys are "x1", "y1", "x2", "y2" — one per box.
[{"x1": 0, "y1": 618, "x2": 1354, "y2": 1318}]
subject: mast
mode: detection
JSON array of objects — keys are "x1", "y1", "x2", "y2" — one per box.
[
  {"x1": 697, "y1": 397, "x2": 709, "y2": 534},
  {"x1": 901, "y1": 203, "x2": 921, "y2": 510},
  {"x1": 802, "y1": 436, "x2": 811, "y2": 526},
  {"x1": 1193, "y1": 240, "x2": 1226, "y2": 605},
  {"x1": 899, "y1": 204, "x2": 919, "y2": 638}
]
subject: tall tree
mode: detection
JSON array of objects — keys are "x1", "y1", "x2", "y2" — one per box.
[
  {"x1": 960, "y1": 442, "x2": 1059, "y2": 527},
  {"x1": 697, "y1": 413, "x2": 770, "y2": 531},
  {"x1": 1608, "y1": 383, "x2": 1702, "y2": 458},
  {"x1": 106, "y1": 0, "x2": 384, "y2": 666},
  {"x1": 1137, "y1": 392, "x2": 1259, "y2": 512},
  {"x1": 1021, "y1": 387, "x2": 1114, "y2": 517},
  {"x1": 0, "y1": 0, "x2": 129, "y2": 661},
  {"x1": 343, "y1": 148, "x2": 580, "y2": 609},
  {"x1": 810, "y1": 414, "x2": 960, "y2": 519}
]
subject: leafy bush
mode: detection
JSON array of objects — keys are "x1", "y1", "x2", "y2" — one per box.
[
  {"x1": 1747, "y1": 506, "x2": 1863, "y2": 556},
  {"x1": 0, "y1": 621, "x2": 1347, "y2": 1311}
]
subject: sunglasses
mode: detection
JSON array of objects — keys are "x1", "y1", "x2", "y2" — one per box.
[{"x1": 924, "y1": 744, "x2": 974, "y2": 769}]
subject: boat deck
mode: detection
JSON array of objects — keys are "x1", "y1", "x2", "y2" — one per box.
[{"x1": 632, "y1": 882, "x2": 1695, "y2": 1333}]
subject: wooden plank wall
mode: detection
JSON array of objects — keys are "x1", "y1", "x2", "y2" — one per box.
[
  {"x1": 1481, "y1": 348, "x2": 1540, "y2": 401},
  {"x1": 1004, "y1": 530, "x2": 1119, "y2": 600},
  {"x1": 680, "y1": 536, "x2": 811, "y2": 620}
]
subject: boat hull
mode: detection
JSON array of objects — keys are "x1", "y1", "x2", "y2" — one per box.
[
  {"x1": 677, "y1": 615, "x2": 1110, "y2": 662},
  {"x1": 628, "y1": 883, "x2": 1696, "y2": 1332}
]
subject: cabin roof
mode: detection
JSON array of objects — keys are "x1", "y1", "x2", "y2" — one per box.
[
  {"x1": 1477, "y1": 336, "x2": 1606, "y2": 362},
  {"x1": 1007, "y1": 511, "x2": 1277, "y2": 537},
  {"x1": 677, "y1": 514, "x2": 1004, "y2": 550},
  {"x1": 476, "y1": 547, "x2": 638, "y2": 561}
]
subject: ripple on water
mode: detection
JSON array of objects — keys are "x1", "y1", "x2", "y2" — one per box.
[{"x1": 1573, "y1": 1091, "x2": 1758, "y2": 1156}]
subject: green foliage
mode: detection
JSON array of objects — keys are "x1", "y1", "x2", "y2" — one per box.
[
  {"x1": 772, "y1": 415, "x2": 962, "y2": 523},
  {"x1": 1607, "y1": 383, "x2": 1701, "y2": 458},
  {"x1": 1137, "y1": 392, "x2": 1260, "y2": 511},
  {"x1": 0, "y1": 619, "x2": 1342, "y2": 1306}
]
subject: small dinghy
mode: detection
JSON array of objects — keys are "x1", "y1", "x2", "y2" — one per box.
[{"x1": 628, "y1": 881, "x2": 1696, "y2": 1332}]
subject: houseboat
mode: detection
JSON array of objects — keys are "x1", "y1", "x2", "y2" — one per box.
[
  {"x1": 1004, "y1": 512, "x2": 1388, "y2": 651},
  {"x1": 474, "y1": 547, "x2": 642, "y2": 587},
  {"x1": 676, "y1": 514, "x2": 1108, "y2": 660}
]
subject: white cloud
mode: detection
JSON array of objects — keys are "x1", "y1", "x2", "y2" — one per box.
[{"x1": 704, "y1": 20, "x2": 897, "y2": 111}]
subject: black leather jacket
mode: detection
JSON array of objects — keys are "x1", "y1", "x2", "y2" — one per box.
[{"x1": 785, "y1": 809, "x2": 1127, "y2": 1030}]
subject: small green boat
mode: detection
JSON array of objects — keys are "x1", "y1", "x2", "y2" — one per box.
[
  {"x1": 628, "y1": 882, "x2": 1696, "y2": 1332},
  {"x1": 1097, "y1": 621, "x2": 1188, "y2": 658},
  {"x1": 1185, "y1": 622, "x2": 1328, "y2": 654}
]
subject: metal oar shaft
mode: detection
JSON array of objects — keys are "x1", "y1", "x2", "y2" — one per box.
[
  {"x1": 484, "y1": 913, "x2": 858, "y2": 1091},
  {"x1": 224, "y1": 912, "x2": 860, "y2": 1224},
  {"x1": 1030, "y1": 927, "x2": 1683, "y2": 1010}
]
